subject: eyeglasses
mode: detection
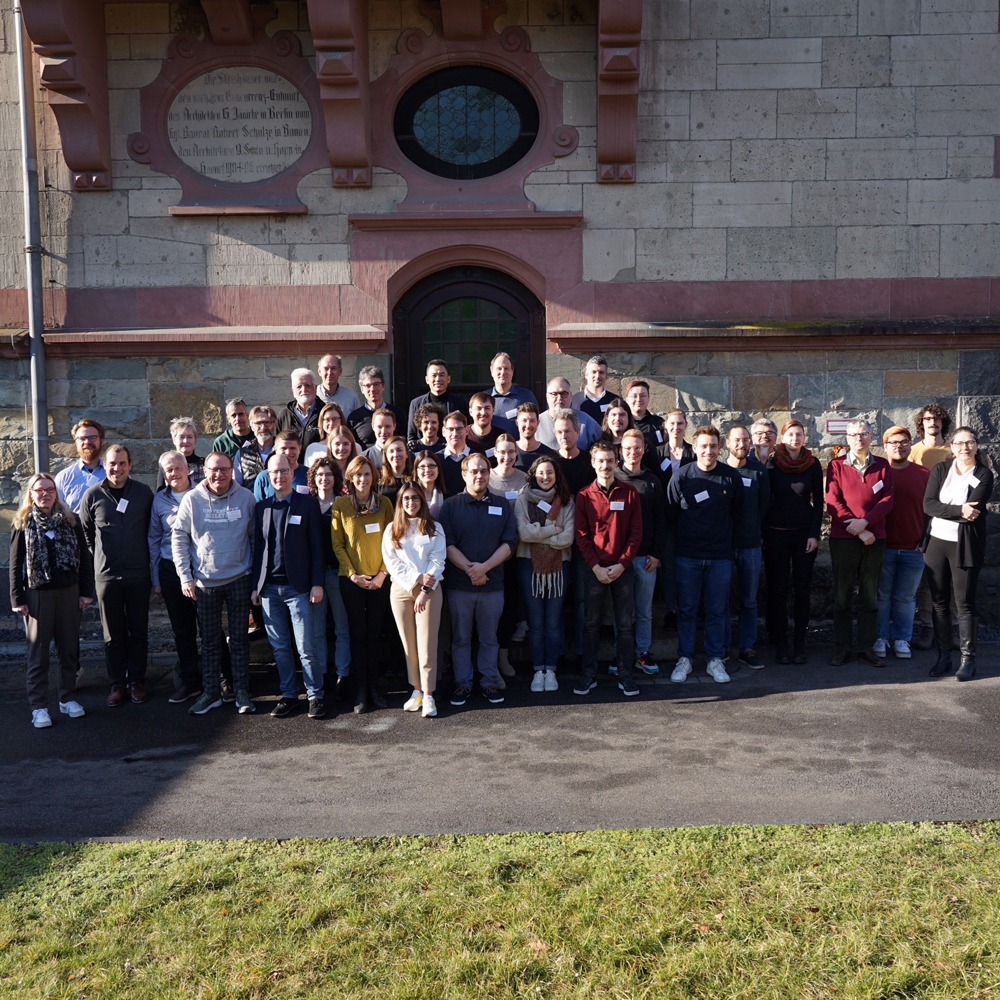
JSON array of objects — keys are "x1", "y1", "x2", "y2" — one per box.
[
  {"x1": 953, "y1": 441, "x2": 976, "y2": 448},
  {"x1": 547, "y1": 390, "x2": 570, "y2": 398},
  {"x1": 32, "y1": 486, "x2": 56, "y2": 496},
  {"x1": 846, "y1": 433, "x2": 871, "y2": 439},
  {"x1": 75, "y1": 435, "x2": 101, "y2": 443},
  {"x1": 885, "y1": 439, "x2": 909, "y2": 447}
]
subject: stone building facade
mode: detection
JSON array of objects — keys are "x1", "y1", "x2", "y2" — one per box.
[{"x1": 2, "y1": 1, "x2": 999, "y2": 612}]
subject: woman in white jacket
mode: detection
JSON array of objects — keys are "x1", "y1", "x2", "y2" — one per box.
[{"x1": 382, "y1": 482, "x2": 446, "y2": 718}]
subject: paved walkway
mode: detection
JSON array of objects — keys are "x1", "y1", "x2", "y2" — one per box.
[{"x1": 4, "y1": 647, "x2": 999, "y2": 840}]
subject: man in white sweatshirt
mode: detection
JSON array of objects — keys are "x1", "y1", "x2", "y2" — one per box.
[{"x1": 171, "y1": 451, "x2": 256, "y2": 716}]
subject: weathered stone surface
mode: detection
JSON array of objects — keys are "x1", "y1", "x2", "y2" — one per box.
[
  {"x1": 884, "y1": 370, "x2": 958, "y2": 398},
  {"x1": 789, "y1": 374, "x2": 825, "y2": 411},
  {"x1": 649, "y1": 353, "x2": 700, "y2": 376},
  {"x1": 827, "y1": 371, "x2": 884, "y2": 411},
  {"x1": 675, "y1": 375, "x2": 730, "y2": 411},
  {"x1": 690, "y1": 0, "x2": 768, "y2": 38},
  {"x1": 200, "y1": 358, "x2": 266, "y2": 380},
  {"x1": 731, "y1": 139, "x2": 826, "y2": 182},
  {"x1": 583, "y1": 229, "x2": 636, "y2": 282},
  {"x1": 733, "y1": 375, "x2": 789, "y2": 411},
  {"x1": 73, "y1": 358, "x2": 147, "y2": 380},
  {"x1": 146, "y1": 358, "x2": 203, "y2": 383},
  {"x1": 835, "y1": 225, "x2": 939, "y2": 280},
  {"x1": 701, "y1": 350, "x2": 820, "y2": 375},
  {"x1": 822, "y1": 36, "x2": 891, "y2": 89},
  {"x1": 726, "y1": 227, "x2": 836, "y2": 280},
  {"x1": 959, "y1": 351, "x2": 1000, "y2": 396},
  {"x1": 691, "y1": 90, "x2": 776, "y2": 140},
  {"x1": 149, "y1": 384, "x2": 224, "y2": 437},
  {"x1": 857, "y1": 0, "x2": 919, "y2": 35},
  {"x1": 963, "y1": 397, "x2": 1000, "y2": 441},
  {"x1": 636, "y1": 228, "x2": 726, "y2": 281}
]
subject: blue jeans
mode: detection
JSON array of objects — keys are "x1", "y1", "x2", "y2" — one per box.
[
  {"x1": 517, "y1": 558, "x2": 568, "y2": 668},
  {"x1": 312, "y1": 567, "x2": 351, "y2": 677},
  {"x1": 260, "y1": 583, "x2": 323, "y2": 700},
  {"x1": 570, "y1": 546, "x2": 586, "y2": 655},
  {"x1": 676, "y1": 556, "x2": 732, "y2": 661},
  {"x1": 630, "y1": 555, "x2": 658, "y2": 654},
  {"x1": 448, "y1": 588, "x2": 504, "y2": 688},
  {"x1": 723, "y1": 546, "x2": 762, "y2": 653},
  {"x1": 877, "y1": 548, "x2": 925, "y2": 643}
]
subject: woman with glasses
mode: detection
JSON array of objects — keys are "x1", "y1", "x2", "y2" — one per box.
[
  {"x1": 922, "y1": 427, "x2": 994, "y2": 680},
  {"x1": 414, "y1": 450, "x2": 446, "y2": 518},
  {"x1": 10, "y1": 474, "x2": 94, "y2": 728},
  {"x1": 382, "y1": 482, "x2": 446, "y2": 718},
  {"x1": 304, "y1": 402, "x2": 347, "y2": 467}
]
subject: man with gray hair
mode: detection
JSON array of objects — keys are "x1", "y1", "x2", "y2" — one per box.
[
  {"x1": 235, "y1": 405, "x2": 277, "y2": 487},
  {"x1": 825, "y1": 417, "x2": 894, "y2": 667},
  {"x1": 316, "y1": 354, "x2": 360, "y2": 414},
  {"x1": 536, "y1": 377, "x2": 602, "y2": 450},
  {"x1": 572, "y1": 355, "x2": 616, "y2": 425},
  {"x1": 212, "y1": 398, "x2": 253, "y2": 459},
  {"x1": 276, "y1": 368, "x2": 322, "y2": 449},
  {"x1": 347, "y1": 364, "x2": 406, "y2": 448},
  {"x1": 750, "y1": 418, "x2": 778, "y2": 466}
]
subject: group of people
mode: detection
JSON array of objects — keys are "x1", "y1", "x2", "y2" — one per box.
[{"x1": 12, "y1": 352, "x2": 992, "y2": 729}]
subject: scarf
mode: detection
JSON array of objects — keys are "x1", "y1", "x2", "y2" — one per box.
[
  {"x1": 25, "y1": 505, "x2": 79, "y2": 588},
  {"x1": 773, "y1": 443, "x2": 816, "y2": 474},
  {"x1": 524, "y1": 485, "x2": 564, "y2": 598}
]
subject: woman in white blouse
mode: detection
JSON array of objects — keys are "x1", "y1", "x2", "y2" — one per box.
[
  {"x1": 381, "y1": 482, "x2": 446, "y2": 717},
  {"x1": 923, "y1": 426, "x2": 994, "y2": 680}
]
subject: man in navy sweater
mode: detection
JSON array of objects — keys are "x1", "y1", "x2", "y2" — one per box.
[
  {"x1": 666, "y1": 424, "x2": 744, "y2": 684},
  {"x1": 251, "y1": 453, "x2": 326, "y2": 719}
]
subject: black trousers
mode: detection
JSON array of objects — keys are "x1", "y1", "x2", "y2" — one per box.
[
  {"x1": 96, "y1": 577, "x2": 151, "y2": 685},
  {"x1": 763, "y1": 526, "x2": 817, "y2": 646},
  {"x1": 924, "y1": 535, "x2": 980, "y2": 618},
  {"x1": 340, "y1": 577, "x2": 391, "y2": 690},
  {"x1": 158, "y1": 558, "x2": 199, "y2": 683},
  {"x1": 582, "y1": 565, "x2": 635, "y2": 680}
]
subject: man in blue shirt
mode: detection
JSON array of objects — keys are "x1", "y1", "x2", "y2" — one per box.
[
  {"x1": 253, "y1": 431, "x2": 309, "y2": 500},
  {"x1": 489, "y1": 351, "x2": 538, "y2": 422},
  {"x1": 536, "y1": 378, "x2": 602, "y2": 450},
  {"x1": 55, "y1": 419, "x2": 106, "y2": 513}
]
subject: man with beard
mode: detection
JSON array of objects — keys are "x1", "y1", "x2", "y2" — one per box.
[
  {"x1": 56, "y1": 419, "x2": 106, "y2": 514},
  {"x1": 211, "y1": 398, "x2": 254, "y2": 459}
]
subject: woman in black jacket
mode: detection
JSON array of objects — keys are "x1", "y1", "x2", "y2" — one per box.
[
  {"x1": 922, "y1": 426, "x2": 994, "y2": 680},
  {"x1": 10, "y1": 473, "x2": 94, "y2": 728},
  {"x1": 763, "y1": 419, "x2": 824, "y2": 663}
]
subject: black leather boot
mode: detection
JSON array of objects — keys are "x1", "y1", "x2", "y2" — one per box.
[
  {"x1": 352, "y1": 664, "x2": 368, "y2": 714},
  {"x1": 929, "y1": 609, "x2": 953, "y2": 677},
  {"x1": 793, "y1": 623, "x2": 807, "y2": 664},
  {"x1": 956, "y1": 615, "x2": 978, "y2": 681},
  {"x1": 368, "y1": 679, "x2": 387, "y2": 709}
]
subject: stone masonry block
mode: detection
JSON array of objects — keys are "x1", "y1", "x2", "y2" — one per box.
[
  {"x1": 583, "y1": 183, "x2": 692, "y2": 229},
  {"x1": 537, "y1": 51, "x2": 597, "y2": 82},
  {"x1": 716, "y1": 38, "x2": 821, "y2": 91},
  {"x1": 726, "y1": 226, "x2": 836, "y2": 280},
  {"x1": 104, "y1": 3, "x2": 170, "y2": 33},
  {"x1": 69, "y1": 407, "x2": 149, "y2": 440},
  {"x1": 915, "y1": 86, "x2": 1000, "y2": 138},
  {"x1": 663, "y1": 141, "x2": 731, "y2": 182},
  {"x1": 777, "y1": 88, "x2": 856, "y2": 138},
  {"x1": 701, "y1": 350, "x2": 822, "y2": 375},
  {"x1": 675, "y1": 376, "x2": 730, "y2": 411},
  {"x1": 947, "y1": 137, "x2": 995, "y2": 180},
  {"x1": 693, "y1": 182, "x2": 791, "y2": 227},
  {"x1": 857, "y1": 0, "x2": 919, "y2": 35},
  {"x1": 920, "y1": 5, "x2": 998, "y2": 36},
  {"x1": 220, "y1": 380, "x2": 292, "y2": 408},
  {"x1": 149, "y1": 384, "x2": 224, "y2": 437},
  {"x1": 826, "y1": 138, "x2": 948, "y2": 181},
  {"x1": 857, "y1": 88, "x2": 916, "y2": 138},
  {"x1": 563, "y1": 82, "x2": 597, "y2": 127},
  {"x1": 892, "y1": 35, "x2": 1000, "y2": 88},
  {"x1": 650, "y1": 353, "x2": 700, "y2": 376},
  {"x1": 917, "y1": 350, "x2": 958, "y2": 371},
  {"x1": 691, "y1": 91, "x2": 776, "y2": 140},
  {"x1": 836, "y1": 226, "x2": 940, "y2": 279},
  {"x1": 200, "y1": 358, "x2": 266, "y2": 381},
  {"x1": 583, "y1": 229, "x2": 636, "y2": 282},
  {"x1": 789, "y1": 374, "x2": 825, "y2": 410},
  {"x1": 524, "y1": 182, "x2": 582, "y2": 213},
  {"x1": 792, "y1": 181, "x2": 907, "y2": 227},
  {"x1": 884, "y1": 370, "x2": 957, "y2": 398},
  {"x1": 128, "y1": 186, "x2": 182, "y2": 217},
  {"x1": 690, "y1": 0, "x2": 768, "y2": 37},
  {"x1": 731, "y1": 139, "x2": 826, "y2": 181},
  {"x1": 822, "y1": 36, "x2": 891, "y2": 89},
  {"x1": 827, "y1": 370, "x2": 884, "y2": 411},
  {"x1": 940, "y1": 225, "x2": 1000, "y2": 278},
  {"x1": 146, "y1": 358, "x2": 203, "y2": 383},
  {"x1": 643, "y1": 1, "x2": 690, "y2": 40},
  {"x1": 959, "y1": 350, "x2": 1000, "y2": 396},
  {"x1": 73, "y1": 358, "x2": 146, "y2": 380},
  {"x1": 636, "y1": 228, "x2": 727, "y2": 280},
  {"x1": 733, "y1": 375, "x2": 789, "y2": 411},
  {"x1": 771, "y1": 0, "x2": 856, "y2": 38},
  {"x1": 641, "y1": 41, "x2": 716, "y2": 91},
  {"x1": 963, "y1": 398, "x2": 1000, "y2": 442},
  {"x1": 909, "y1": 179, "x2": 1000, "y2": 226}
]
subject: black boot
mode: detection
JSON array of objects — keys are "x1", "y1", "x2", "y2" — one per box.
[
  {"x1": 792, "y1": 623, "x2": 807, "y2": 664},
  {"x1": 929, "y1": 609, "x2": 953, "y2": 677},
  {"x1": 368, "y1": 679, "x2": 387, "y2": 709},
  {"x1": 956, "y1": 615, "x2": 978, "y2": 681},
  {"x1": 353, "y1": 665, "x2": 368, "y2": 714}
]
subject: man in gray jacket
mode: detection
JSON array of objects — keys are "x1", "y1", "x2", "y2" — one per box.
[{"x1": 171, "y1": 451, "x2": 256, "y2": 716}]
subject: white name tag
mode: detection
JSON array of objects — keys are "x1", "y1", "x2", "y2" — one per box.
[
  {"x1": 45, "y1": 530, "x2": 56, "y2": 539},
  {"x1": 486, "y1": 448, "x2": 495, "y2": 458},
  {"x1": 365, "y1": 522, "x2": 380, "y2": 534},
  {"x1": 610, "y1": 500, "x2": 625, "y2": 511},
  {"x1": 742, "y1": 477, "x2": 752, "y2": 487},
  {"x1": 116, "y1": 499, "x2": 129, "y2": 513},
  {"x1": 295, "y1": 484, "x2": 310, "y2": 494},
  {"x1": 661, "y1": 458, "x2": 670, "y2": 471},
  {"x1": 289, "y1": 515, "x2": 302, "y2": 525},
  {"x1": 166, "y1": 515, "x2": 176, "y2": 528},
  {"x1": 694, "y1": 490, "x2": 710, "y2": 503},
  {"x1": 600, "y1": 403, "x2": 610, "y2": 413},
  {"x1": 872, "y1": 480, "x2": 884, "y2": 493},
  {"x1": 488, "y1": 506, "x2": 503, "y2": 516},
  {"x1": 656, "y1": 430, "x2": 663, "y2": 443},
  {"x1": 969, "y1": 475, "x2": 980, "y2": 488},
  {"x1": 506, "y1": 408, "x2": 518, "y2": 419},
  {"x1": 537, "y1": 500, "x2": 552, "y2": 513},
  {"x1": 227, "y1": 508, "x2": 242, "y2": 521},
  {"x1": 506, "y1": 491, "x2": 519, "y2": 500}
]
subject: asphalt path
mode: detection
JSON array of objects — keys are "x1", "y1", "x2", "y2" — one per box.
[{"x1": 4, "y1": 647, "x2": 1000, "y2": 840}]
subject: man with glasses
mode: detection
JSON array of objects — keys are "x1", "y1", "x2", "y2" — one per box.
[
  {"x1": 56, "y1": 419, "x2": 106, "y2": 513},
  {"x1": 825, "y1": 418, "x2": 894, "y2": 666},
  {"x1": 873, "y1": 426, "x2": 929, "y2": 662},
  {"x1": 212, "y1": 398, "x2": 254, "y2": 459},
  {"x1": 750, "y1": 418, "x2": 778, "y2": 467},
  {"x1": 172, "y1": 452, "x2": 257, "y2": 715},
  {"x1": 347, "y1": 365, "x2": 405, "y2": 448},
  {"x1": 80, "y1": 444, "x2": 154, "y2": 707},
  {"x1": 439, "y1": 452, "x2": 517, "y2": 707},
  {"x1": 440, "y1": 411, "x2": 484, "y2": 496},
  {"x1": 316, "y1": 354, "x2": 360, "y2": 414},
  {"x1": 234, "y1": 405, "x2": 277, "y2": 486},
  {"x1": 253, "y1": 430, "x2": 309, "y2": 500},
  {"x1": 406, "y1": 359, "x2": 469, "y2": 444},
  {"x1": 536, "y1": 377, "x2": 602, "y2": 450}
]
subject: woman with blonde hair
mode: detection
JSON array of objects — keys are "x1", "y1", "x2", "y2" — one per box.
[
  {"x1": 10, "y1": 473, "x2": 94, "y2": 728},
  {"x1": 328, "y1": 425, "x2": 359, "y2": 489},
  {"x1": 304, "y1": 402, "x2": 347, "y2": 467},
  {"x1": 382, "y1": 481, "x2": 446, "y2": 718}
]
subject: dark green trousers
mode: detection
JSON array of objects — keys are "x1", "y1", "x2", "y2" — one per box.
[{"x1": 830, "y1": 537, "x2": 886, "y2": 651}]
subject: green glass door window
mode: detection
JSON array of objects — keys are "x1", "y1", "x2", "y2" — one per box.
[{"x1": 421, "y1": 297, "x2": 518, "y2": 389}]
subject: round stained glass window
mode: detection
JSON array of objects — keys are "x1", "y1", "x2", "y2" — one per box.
[{"x1": 394, "y1": 67, "x2": 539, "y2": 180}]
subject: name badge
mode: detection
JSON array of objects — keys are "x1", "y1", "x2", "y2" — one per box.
[
  {"x1": 872, "y1": 480, "x2": 884, "y2": 493},
  {"x1": 506, "y1": 408, "x2": 518, "y2": 419},
  {"x1": 660, "y1": 458, "x2": 670, "y2": 471},
  {"x1": 486, "y1": 448, "x2": 495, "y2": 458},
  {"x1": 365, "y1": 522, "x2": 380, "y2": 534},
  {"x1": 537, "y1": 500, "x2": 552, "y2": 513},
  {"x1": 694, "y1": 490, "x2": 710, "y2": 503},
  {"x1": 656, "y1": 430, "x2": 663, "y2": 443},
  {"x1": 295, "y1": 484, "x2": 310, "y2": 494},
  {"x1": 166, "y1": 515, "x2": 176, "y2": 528},
  {"x1": 506, "y1": 491, "x2": 519, "y2": 501},
  {"x1": 45, "y1": 530, "x2": 56, "y2": 539},
  {"x1": 969, "y1": 475, "x2": 980, "y2": 488},
  {"x1": 742, "y1": 477, "x2": 752, "y2": 487},
  {"x1": 289, "y1": 515, "x2": 302, "y2": 525},
  {"x1": 610, "y1": 501, "x2": 625, "y2": 511},
  {"x1": 227, "y1": 508, "x2": 242, "y2": 521},
  {"x1": 600, "y1": 403, "x2": 610, "y2": 413},
  {"x1": 116, "y1": 498, "x2": 129, "y2": 513},
  {"x1": 488, "y1": 506, "x2": 503, "y2": 516}
]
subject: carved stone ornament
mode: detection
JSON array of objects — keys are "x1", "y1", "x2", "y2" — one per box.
[
  {"x1": 127, "y1": 6, "x2": 327, "y2": 214},
  {"x1": 597, "y1": 0, "x2": 642, "y2": 184}
]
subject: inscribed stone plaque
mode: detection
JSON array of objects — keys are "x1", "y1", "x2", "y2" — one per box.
[{"x1": 167, "y1": 67, "x2": 312, "y2": 183}]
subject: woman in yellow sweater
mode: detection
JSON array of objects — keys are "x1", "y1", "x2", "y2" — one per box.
[{"x1": 331, "y1": 455, "x2": 394, "y2": 713}]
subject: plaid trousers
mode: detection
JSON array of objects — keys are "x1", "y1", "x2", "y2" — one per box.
[{"x1": 195, "y1": 575, "x2": 250, "y2": 697}]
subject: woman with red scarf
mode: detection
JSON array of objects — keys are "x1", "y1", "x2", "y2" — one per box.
[{"x1": 763, "y1": 420, "x2": 824, "y2": 663}]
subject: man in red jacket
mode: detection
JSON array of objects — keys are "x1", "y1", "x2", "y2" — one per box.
[
  {"x1": 825, "y1": 418, "x2": 894, "y2": 666},
  {"x1": 573, "y1": 441, "x2": 643, "y2": 696}
]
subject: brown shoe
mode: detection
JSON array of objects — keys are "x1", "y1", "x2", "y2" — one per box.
[
  {"x1": 828, "y1": 649, "x2": 852, "y2": 666},
  {"x1": 857, "y1": 651, "x2": 884, "y2": 667},
  {"x1": 129, "y1": 681, "x2": 148, "y2": 704},
  {"x1": 107, "y1": 684, "x2": 129, "y2": 707}
]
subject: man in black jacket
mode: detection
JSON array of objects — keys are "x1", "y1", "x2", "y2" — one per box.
[
  {"x1": 80, "y1": 444, "x2": 154, "y2": 707},
  {"x1": 276, "y1": 368, "x2": 323, "y2": 450},
  {"x1": 251, "y1": 453, "x2": 326, "y2": 719},
  {"x1": 347, "y1": 365, "x2": 406, "y2": 449},
  {"x1": 406, "y1": 359, "x2": 469, "y2": 443}
]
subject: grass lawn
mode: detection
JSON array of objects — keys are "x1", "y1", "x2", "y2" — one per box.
[{"x1": 2, "y1": 823, "x2": 999, "y2": 998}]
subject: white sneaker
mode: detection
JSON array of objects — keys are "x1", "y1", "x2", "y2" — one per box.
[
  {"x1": 403, "y1": 690, "x2": 422, "y2": 712},
  {"x1": 873, "y1": 638, "x2": 888, "y2": 657},
  {"x1": 543, "y1": 669, "x2": 559, "y2": 692},
  {"x1": 421, "y1": 694, "x2": 437, "y2": 718},
  {"x1": 893, "y1": 640, "x2": 912, "y2": 659},
  {"x1": 32, "y1": 708, "x2": 52, "y2": 728},
  {"x1": 512, "y1": 620, "x2": 528, "y2": 641},
  {"x1": 670, "y1": 657, "x2": 693, "y2": 683},
  {"x1": 530, "y1": 670, "x2": 546, "y2": 692},
  {"x1": 707, "y1": 658, "x2": 731, "y2": 683},
  {"x1": 59, "y1": 700, "x2": 86, "y2": 718}
]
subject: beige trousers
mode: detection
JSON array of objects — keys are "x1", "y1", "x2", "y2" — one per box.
[{"x1": 390, "y1": 580, "x2": 442, "y2": 694}]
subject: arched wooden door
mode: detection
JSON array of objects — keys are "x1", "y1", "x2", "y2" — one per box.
[{"x1": 391, "y1": 266, "x2": 546, "y2": 408}]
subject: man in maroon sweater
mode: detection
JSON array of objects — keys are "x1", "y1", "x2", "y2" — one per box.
[
  {"x1": 825, "y1": 418, "x2": 894, "y2": 666},
  {"x1": 874, "y1": 426, "x2": 929, "y2": 661},
  {"x1": 573, "y1": 441, "x2": 643, "y2": 696}
]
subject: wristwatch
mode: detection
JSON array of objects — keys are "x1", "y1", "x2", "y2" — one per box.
[{"x1": 420, "y1": 585, "x2": 431, "y2": 593}]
